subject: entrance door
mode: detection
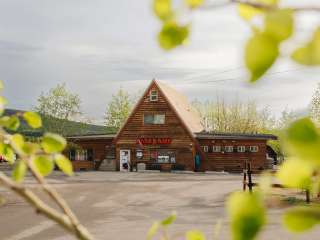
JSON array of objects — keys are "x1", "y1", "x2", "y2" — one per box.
[{"x1": 120, "y1": 149, "x2": 130, "y2": 172}]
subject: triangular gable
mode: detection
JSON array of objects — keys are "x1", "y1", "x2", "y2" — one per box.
[{"x1": 113, "y1": 79, "x2": 203, "y2": 144}]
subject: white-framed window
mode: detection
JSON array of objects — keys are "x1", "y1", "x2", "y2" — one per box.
[
  {"x1": 250, "y1": 146, "x2": 259, "y2": 152},
  {"x1": 150, "y1": 90, "x2": 158, "y2": 101},
  {"x1": 237, "y1": 146, "x2": 246, "y2": 153},
  {"x1": 203, "y1": 146, "x2": 209, "y2": 152},
  {"x1": 144, "y1": 114, "x2": 165, "y2": 124},
  {"x1": 225, "y1": 146, "x2": 234, "y2": 152},
  {"x1": 212, "y1": 145, "x2": 221, "y2": 152}
]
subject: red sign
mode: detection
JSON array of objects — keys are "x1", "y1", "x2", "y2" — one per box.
[{"x1": 136, "y1": 138, "x2": 172, "y2": 145}]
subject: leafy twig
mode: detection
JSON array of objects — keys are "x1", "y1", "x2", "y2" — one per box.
[{"x1": 0, "y1": 172, "x2": 93, "y2": 240}]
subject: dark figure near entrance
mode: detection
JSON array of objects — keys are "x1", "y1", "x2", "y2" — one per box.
[{"x1": 195, "y1": 153, "x2": 201, "y2": 172}]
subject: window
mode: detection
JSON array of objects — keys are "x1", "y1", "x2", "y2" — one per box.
[
  {"x1": 69, "y1": 149, "x2": 76, "y2": 161},
  {"x1": 250, "y1": 146, "x2": 259, "y2": 152},
  {"x1": 144, "y1": 114, "x2": 165, "y2": 124},
  {"x1": 202, "y1": 146, "x2": 209, "y2": 152},
  {"x1": 225, "y1": 146, "x2": 234, "y2": 152},
  {"x1": 237, "y1": 146, "x2": 246, "y2": 153},
  {"x1": 212, "y1": 146, "x2": 221, "y2": 152},
  {"x1": 150, "y1": 90, "x2": 158, "y2": 101}
]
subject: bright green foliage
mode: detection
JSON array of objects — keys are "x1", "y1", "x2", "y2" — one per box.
[
  {"x1": 0, "y1": 115, "x2": 20, "y2": 131},
  {"x1": 292, "y1": 27, "x2": 320, "y2": 66},
  {"x1": 158, "y1": 22, "x2": 189, "y2": 50},
  {"x1": 12, "y1": 161, "x2": 27, "y2": 182},
  {"x1": 283, "y1": 207, "x2": 320, "y2": 232},
  {"x1": 186, "y1": 230, "x2": 206, "y2": 240},
  {"x1": 32, "y1": 155, "x2": 54, "y2": 176},
  {"x1": 277, "y1": 158, "x2": 313, "y2": 189},
  {"x1": 54, "y1": 154, "x2": 73, "y2": 176},
  {"x1": 153, "y1": 0, "x2": 173, "y2": 21},
  {"x1": 23, "y1": 111, "x2": 42, "y2": 129},
  {"x1": 10, "y1": 134, "x2": 25, "y2": 155},
  {"x1": 0, "y1": 96, "x2": 8, "y2": 115},
  {"x1": 227, "y1": 191, "x2": 265, "y2": 240},
  {"x1": 146, "y1": 222, "x2": 160, "y2": 240},
  {"x1": 284, "y1": 118, "x2": 320, "y2": 165},
  {"x1": 185, "y1": 0, "x2": 204, "y2": 9},
  {"x1": 264, "y1": 9, "x2": 293, "y2": 42},
  {"x1": 245, "y1": 33, "x2": 279, "y2": 82},
  {"x1": 41, "y1": 133, "x2": 67, "y2": 154},
  {"x1": 0, "y1": 143, "x2": 15, "y2": 164},
  {"x1": 161, "y1": 212, "x2": 176, "y2": 226},
  {"x1": 22, "y1": 142, "x2": 40, "y2": 155},
  {"x1": 238, "y1": 0, "x2": 278, "y2": 21}
]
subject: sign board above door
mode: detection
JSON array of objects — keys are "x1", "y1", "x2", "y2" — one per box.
[{"x1": 136, "y1": 138, "x2": 172, "y2": 145}]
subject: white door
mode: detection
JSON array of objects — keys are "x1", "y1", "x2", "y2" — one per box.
[{"x1": 120, "y1": 149, "x2": 130, "y2": 172}]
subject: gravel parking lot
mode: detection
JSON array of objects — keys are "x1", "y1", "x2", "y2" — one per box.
[{"x1": 0, "y1": 171, "x2": 319, "y2": 240}]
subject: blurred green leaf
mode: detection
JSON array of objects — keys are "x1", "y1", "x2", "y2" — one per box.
[
  {"x1": 153, "y1": 0, "x2": 173, "y2": 21},
  {"x1": 158, "y1": 22, "x2": 189, "y2": 50},
  {"x1": 54, "y1": 154, "x2": 73, "y2": 176},
  {"x1": 41, "y1": 133, "x2": 66, "y2": 153},
  {"x1": 0, "y1": 143, "x2": 15, "y2": 164},
  {"x1": 0, "y1": 96, "x2": 8, "y2": 115},
  {"x1": 292, "y1": 27, "x2": 320, "y2": 66},
  {"x1": 283, "y1": 207, "x2": 320, "y2": 232},
  {"x1": 284, "y1": 118, "x2": 320, "y2": 164},
  {"x1": 264, "y1": 9, "x2": 293, "y2": 42},
  {"x1": 22, "y1": 142, "x2": 40, "y2": 155},
  {"x1": 23, "y1": 111, "x2": 42, "y2": 129},
  {"x1": 0, "y1": 116, "x2": 20, "y2": 131},
  {"x1": 10, "y1": 134, "x2": 25, "y2": 155},
  {"x1": 32, "y1": 155, "x2": 54, "y2": 176},
  {"x1": 227, "y1": 191, "x2": 265, "y2": 240},
  {"x1": 146, "y1": 222, "x2": 160, "y2": 240},
  {"x1": 185, "y1": 0, "x2": 204, "y2": 9},
  {"x1": 12, "y1": 161, "x2": 27, "y2": 182},
  {"x1": 277, "y1": 158, "x2": 313, "y2": 189},
  {"x1": 238, "y1": 0, "x2": 278, "y2": 21},
  {"x1": 0, "y1": 80, "x2": 3, "y2": 90},
  {"x1": 186, "y1": 230, "x2": 206, "y2": 240},
  {"x1": 161, "y1": 212, "x2": 176, "y2": 226},
  {"x1": 245, "y1": 33, "x2": 279, "y2": 82}
]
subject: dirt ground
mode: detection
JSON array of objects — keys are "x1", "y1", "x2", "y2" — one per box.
[{"x1": 0, "y1": 171, "x2": 319, "y2": 240}]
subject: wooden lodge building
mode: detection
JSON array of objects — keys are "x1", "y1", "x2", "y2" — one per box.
[{"x1": 67, "y1": 80, "x2": 277, "y2": 173}]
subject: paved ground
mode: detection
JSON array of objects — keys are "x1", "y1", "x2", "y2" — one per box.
[{"x1": 0, "y1": 171, "x2": 319, "y2": 240}]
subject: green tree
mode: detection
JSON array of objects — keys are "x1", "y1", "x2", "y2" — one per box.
[
  {"x1": 35, "y1": 83, "x2": 82, "y2": 135},
  {"x1": 105, "y1": 88, "x2": 133, "y2": 130}
]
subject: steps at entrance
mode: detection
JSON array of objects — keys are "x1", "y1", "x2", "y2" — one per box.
[{"x1": 98, "y1": 159, "x2": 116, "y2": 171}]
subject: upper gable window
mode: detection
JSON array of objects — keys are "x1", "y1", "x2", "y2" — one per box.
[
  {"x1": 144, "y1": 114, "x2": 165, "y2": 124},
  {"x1": 150, "y1": 90, "x2": 158, "y2": 102}
]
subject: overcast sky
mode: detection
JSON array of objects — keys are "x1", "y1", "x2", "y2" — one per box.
[{"x1": 1, "y1": 0, "x2": 320, "y2": 123}]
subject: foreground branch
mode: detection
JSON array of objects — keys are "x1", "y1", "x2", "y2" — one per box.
[
  {"x1": 0, "y1": 172, "x2": 93, "y2": 240},
  {"x1": 27, "y1": 161, "x2": 85, "y2": 239}
]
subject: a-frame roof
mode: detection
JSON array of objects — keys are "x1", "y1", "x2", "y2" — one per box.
[
  {"x1": 155, "y1": 80, "x2": 204, "y2": 134},
  {"x1": 114, "y1": 79, "x2": 204, "y2": 142}
]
